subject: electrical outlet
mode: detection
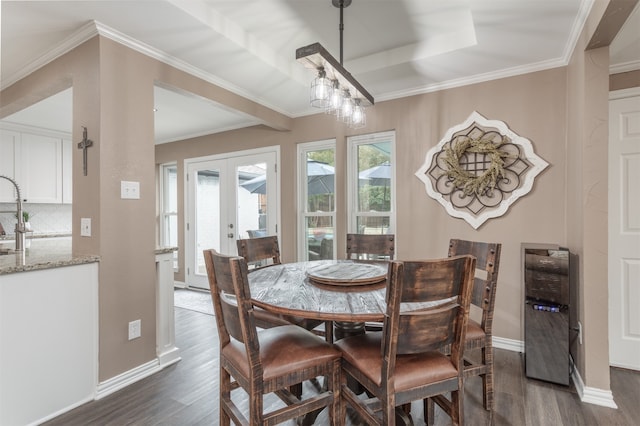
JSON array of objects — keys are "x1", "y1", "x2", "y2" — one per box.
[
  {"x1": 128, "y1": 319, "x2": 141, "y2": 340},
  {"x1": 578, "y1": 321, "x2": 582, "y2": 345},
  {"x1": 80, "y1": 218, "x2": 91, "y2": 237}
]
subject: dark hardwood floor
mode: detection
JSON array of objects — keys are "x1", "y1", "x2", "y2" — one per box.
[{"x1": 44, "y1": 307, "x2": 639, "y2": 425}]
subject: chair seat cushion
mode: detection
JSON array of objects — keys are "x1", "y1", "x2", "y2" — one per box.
[
  {"x1": 466, "y1": 319, "x2": 487, "y2": 344},
  {"x1": 223, "y1": 325, "x2": 340, "y2": 381},
  {"x1": 335, "y1": 332, "x2": 457, "y2": 392}
]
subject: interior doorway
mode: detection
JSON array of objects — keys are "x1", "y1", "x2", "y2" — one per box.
[{"x1": 608, "y1": 88, "x2": 640, "y2": 371}]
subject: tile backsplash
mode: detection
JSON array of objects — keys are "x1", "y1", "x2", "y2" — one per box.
[{"x1": 0, "y1": 203, "x2": 71, "y2": 235}]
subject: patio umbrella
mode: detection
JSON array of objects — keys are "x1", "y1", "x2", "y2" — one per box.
[
  {"x1": 359, "y1": 161, "x2": 391, "y2": 207},
  {"x1": 241, "y1": 160, "x2": 335, "y2": 195},
  {"x1": 359, "y1": 161, "x2": 391, "y2": 186}
]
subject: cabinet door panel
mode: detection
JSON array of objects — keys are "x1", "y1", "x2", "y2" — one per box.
[
  {"x1": 62, "y1": 139, "x2": 73, "y2": 204},
  {"x1": 0, "y1": 130, "x2": 19, "y2": 202},
  {"x1": 20, "y1": 133, "x2": 62, "y2": 203}
]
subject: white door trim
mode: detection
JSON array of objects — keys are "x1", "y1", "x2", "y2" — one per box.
[{"x1": 608, "y1": 88, "x2": 640, "y2": 370}]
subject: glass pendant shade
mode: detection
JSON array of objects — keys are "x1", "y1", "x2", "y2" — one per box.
[
  {"x1": 339, "y1": 91, "x2": 354, "y2": 123},
  {"x1": 325, "y1": 80, "x2": 342, "y2": 113},
  {"x1": 350, "y1": 99, "x2": 366, "y2": 128},
  {"x1": 310, "y1": 68, "x2": 332, "y2": 108}
]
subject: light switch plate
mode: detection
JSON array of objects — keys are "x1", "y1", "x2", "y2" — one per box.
[
  {"x1": 80, "y1": 218, "x2": 91, "y2": 237},
  {"x1": 121, "y1": 181, "x2": 140, "y2": 199}
]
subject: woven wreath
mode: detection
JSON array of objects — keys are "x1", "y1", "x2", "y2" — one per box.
[{"x1": 443, "y1": 135, "x2": 513, "y2": 197}]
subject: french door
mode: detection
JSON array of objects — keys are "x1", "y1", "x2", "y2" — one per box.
[{"x1": 185, "y1": 149, "x2": 278, "y2": 289}]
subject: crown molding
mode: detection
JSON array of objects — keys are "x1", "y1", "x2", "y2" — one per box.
[{"x1": 610, "y1": 60, "x2": 640, "y2": 74}]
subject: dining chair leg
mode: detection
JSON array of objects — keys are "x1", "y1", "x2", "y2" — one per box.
[
  {"x1": 424, "y1": 398, "x2": 435, "y2": 426},
  {"x1": 483, "y1": 345, "x2": 495, "y2": 411},
  {"x1": 325, "y1": 320, "x2": 334, "y2": 344},
  {"x1": 220, "y1": 367, "x2": 231, "y2": 426}
]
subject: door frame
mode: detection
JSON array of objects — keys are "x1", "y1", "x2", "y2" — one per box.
[
  {"x1": 608, "y1": 87, "x2": 640, "y2": 370},
  {"x1": 183, "y1": 146, "x2": 280, "y2": 289}
]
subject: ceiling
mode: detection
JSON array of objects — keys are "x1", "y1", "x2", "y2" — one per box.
[{"x1": 1, "y1": 0, "x2": 639, "y2": 144}]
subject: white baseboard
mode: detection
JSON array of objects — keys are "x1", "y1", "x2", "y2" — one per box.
[
  {"x1": 95, "y1": 359, "x2": 161, "y2": 400},
  {"x1": 493, "y1": 336, "x2": 524, "y2": 352},
  {"x1": 173, "y1": 280, "x2": 187, "y2": 288},
  {"x1": 570, "y1": 357, "x2": 618, "y2": 408}
]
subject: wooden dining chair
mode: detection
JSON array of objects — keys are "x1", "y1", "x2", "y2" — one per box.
[
  {"x1": 447, "y1": 238, "x2": 502, "y2": 411},
  {"x1": 236, "y1": 235, "x2": 281, "y2": 269},
  {"x1": 346, "y1": 233, "x2": 395, "y2": 261},
  {"x1": 236, "y1": 236, "x2": 330, "y2": 341},
  {"x1": 203, "y1": 249, "x2": 342, "y2": 426},
  {"x1": 345, "y1": 233, "x2": 395, "y2": 333},
  {"x1": 335, "y1": 255, "x2": 476, "y2": 425}
]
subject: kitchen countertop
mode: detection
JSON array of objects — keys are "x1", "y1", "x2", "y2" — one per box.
[
  {"x1": 0, "y1": 237, "x2": 177, "y2": 275},
  {"x1": 0, "y1": 237, "x2": 99, "y2": 275}
]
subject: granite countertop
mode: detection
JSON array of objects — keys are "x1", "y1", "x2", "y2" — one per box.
[
  {"x1": 0, "y1": 232, "x2": 72, "y2": 241},
  {"x1": 0, "y1": 237, "x2": 99, "y2": 275},
  {"x1": 0, "y1": 237, "x2": 177, "y2": 275}
]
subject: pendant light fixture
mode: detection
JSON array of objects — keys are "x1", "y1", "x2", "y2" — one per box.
[{"x1": 296, "y1": 0, "x2": 373, "y2": 128}]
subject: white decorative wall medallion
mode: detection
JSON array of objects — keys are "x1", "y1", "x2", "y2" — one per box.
[{"x1": 415, "y1": 111, "x2": 548, "y2": 229}]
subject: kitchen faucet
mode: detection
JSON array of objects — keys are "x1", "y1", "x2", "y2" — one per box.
[{"x1": 0, "y1": 175, "x2": 26, "y2": 253}]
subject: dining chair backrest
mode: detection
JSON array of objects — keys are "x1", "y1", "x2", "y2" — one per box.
[
  {"x1": 204, "y1": 249, "x2": 255, "y2": 348},
  {"x1": 384, "y1": 255, "x2": 475, "y2": 360},
  {"x1": 447, "y1": 238, "x2": 502, "y2": 411},
  {"x1": 346, "y1": 233, "x2": 395, "y2": 260},
  {"x1": 335, "y1": 254, "x2": 476, "y2": 425},
  {"x1": 447, "y1": 239, "x2": 501, "y2": 339},
  {"x1": 236, "y1": 235, "x2": 327, "y2": 341},
  {"x1": 236, "y1": 235, "x2": 281, "y2": 269},
  {"x1": 204, "y1": 248, "x2": 342, "y2": 425}
]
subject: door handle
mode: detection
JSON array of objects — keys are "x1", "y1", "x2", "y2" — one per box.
[{"x1": 227, "y1": 233, "x2": 234, "y2": 238}]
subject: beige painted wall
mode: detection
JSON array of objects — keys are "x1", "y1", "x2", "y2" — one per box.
[
  {"x1": 0, "y1": 2, "x2": 619, "y2": 393},
  {"x1": 610, "y1": 69, "x2": 640, "y2": 91},
  {"x1": 158, "y1": 67, "x2": 569, "y2": 346}
]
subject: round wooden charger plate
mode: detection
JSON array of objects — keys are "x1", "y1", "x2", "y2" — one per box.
[{"x1": 306, "y1": 262, "x2": 388, "y2": 286}]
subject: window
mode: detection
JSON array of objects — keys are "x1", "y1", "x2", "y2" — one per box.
[
  {"x1": 160, "y1": 163, "x2": 178, "y2": 270},
  {"x1": 348, "y1": 131, "x2": 395, "y2": 235},
  {"x1": 297, "y1": 140, "x2": 336, "y2": 261}
]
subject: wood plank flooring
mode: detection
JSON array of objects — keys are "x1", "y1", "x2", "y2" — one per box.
[{"x1": 43, "y1": 307, "x2": 640, "y2": 425}]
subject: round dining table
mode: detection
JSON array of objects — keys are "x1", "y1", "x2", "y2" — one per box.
[
  {"x1": 248, "y1": 259, "x2": 415, "y2": 425},
  {"x1": 248, "y1": 259, "x2": 389, "y2": 323}
]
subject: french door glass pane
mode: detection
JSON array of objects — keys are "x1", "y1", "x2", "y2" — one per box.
[
  {"x1": 237, "y1": 163, "x2": 268, "y2": 239},
  {"x1": 196, "y1": 169, "x2": 220, "y2": 275}
]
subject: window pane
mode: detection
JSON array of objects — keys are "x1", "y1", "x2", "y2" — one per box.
[
  {"x1": 305, "y1": 216, "x2": 334, "y2": 260},
  {"x1": 306, "y1": 150, "x2": 335, "y2": 213},
  {"x1": 356, "y1": 216, "x2": 390, "y2": 235},
  {"x1": 357, "y1": 142, "x2": 391, "y2": 213},
  {"x1": 164, "y1": 166, "x2": 178, "y2": 212}
]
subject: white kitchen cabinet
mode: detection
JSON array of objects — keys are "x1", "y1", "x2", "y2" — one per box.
[
  {"x1": 0, "y1": 127, "x2": 70, "y2": 204},
  {"x1": 0, "y1": 130, "x2": 20, "y2": 202},
  {"x1": 20, "y1": 132, "x2": 63, "y2": 203},
  {"x1": 63, "y1": 139, "x2": 73, "y2": 203}
]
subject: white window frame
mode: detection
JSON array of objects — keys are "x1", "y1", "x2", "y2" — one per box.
[
  {"x1": 297, "y1": 139, "x2": 336, "y2": 261},
  {"x1": 347, "y1": 131, "x2": 396, "y2": 235},
  {"x1": 160, "y1": 162, "x2": 178, "y2": 271}
]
